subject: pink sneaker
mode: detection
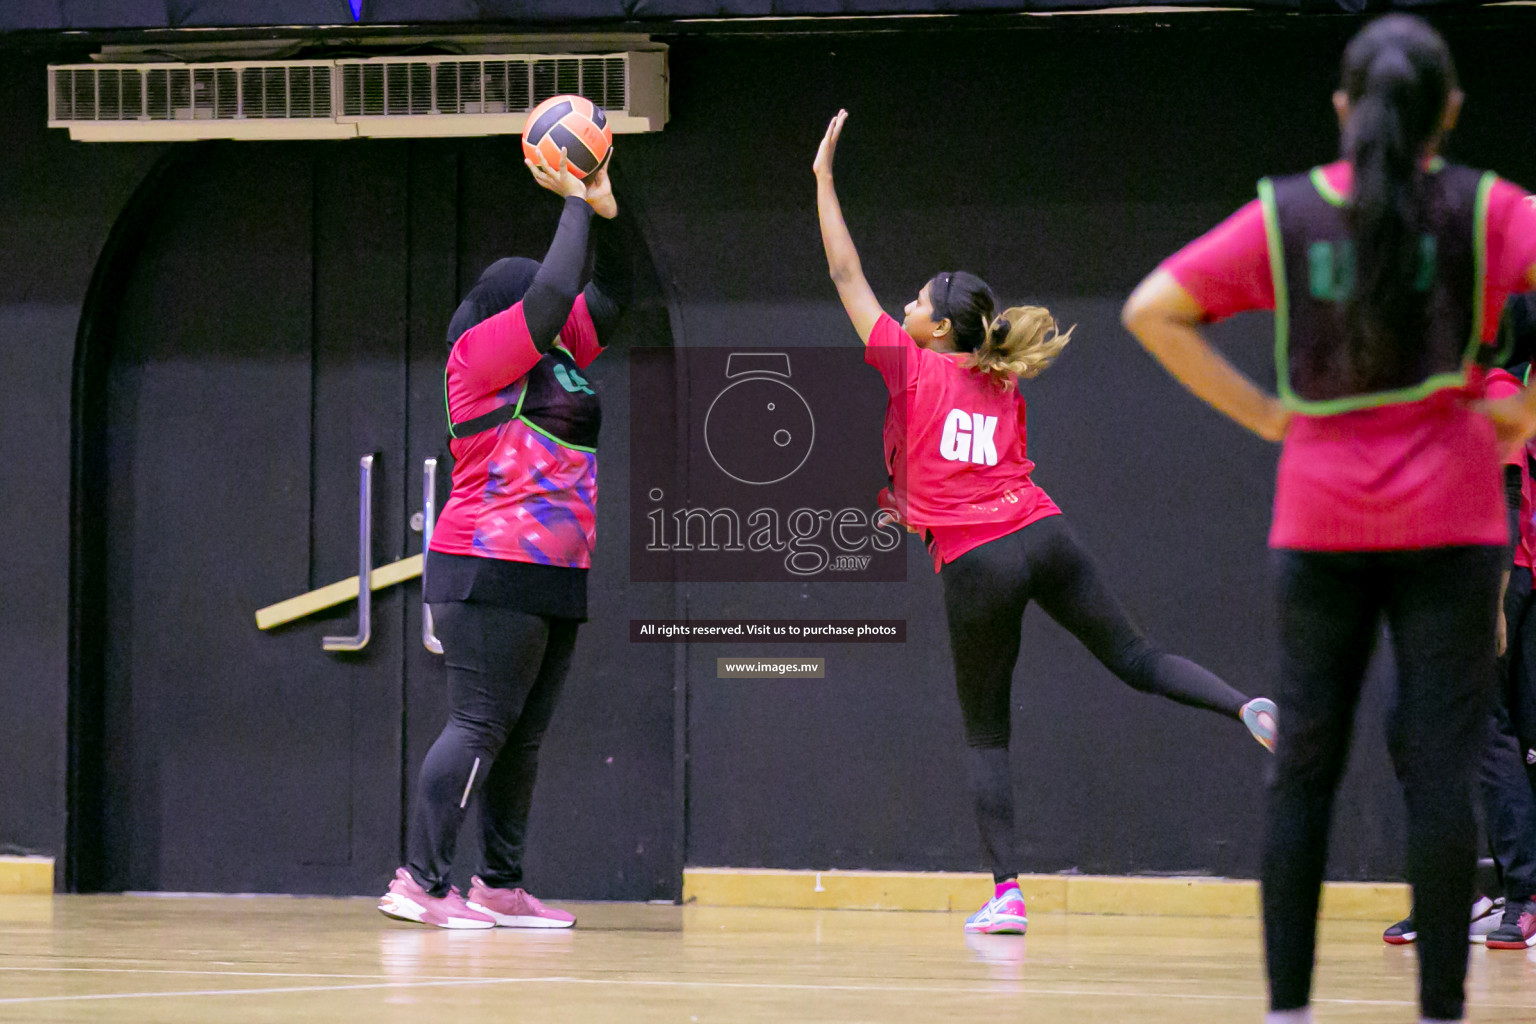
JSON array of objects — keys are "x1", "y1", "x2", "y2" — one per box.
[
  {"x1": 466, "y1": 876, "x2": 576, "y2": 928},
  {"x1": 378, "y1": 868, "x2": 495, "y2": 929},
  {"x1": 965, "y1": 884, "x2": 1028, "y2": 935}
]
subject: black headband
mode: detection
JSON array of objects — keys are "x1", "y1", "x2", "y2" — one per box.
[{"x1": 933, "y1": 272, "x2": 955, "y2": 324}]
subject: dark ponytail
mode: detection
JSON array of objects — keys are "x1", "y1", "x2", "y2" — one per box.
[
  {"x1": 927, "y1": 270, "x2": 1073, "y2": 386},
  {"x1": 1339, "y1": 15, "x2": 1456, "y2": 381},
  {"x1": 926, "y1": 271, "x2": 996, "y2": 353}
]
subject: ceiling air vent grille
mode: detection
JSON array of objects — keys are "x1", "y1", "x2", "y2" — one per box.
[
  {"x1": 48, "y1": 51, "x2": 665, "y2": 141},
  {"x1": 334, "y1": 54, "x2": 641, "y2": 138},
  {"x1": 338, "y1": 56, "x2": 625, "y2": 118},
  {"x1": 52, "y1": 63, "x2": 334, "y2": 124}
]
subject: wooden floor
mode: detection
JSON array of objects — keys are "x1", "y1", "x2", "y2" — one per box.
[{"x1": 1, "y1": 897, "x2": 1534, "y2": 1022}]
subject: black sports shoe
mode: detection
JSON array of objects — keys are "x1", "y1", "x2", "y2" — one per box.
[
  {"x1": 1382, "y1": 896, "x2": 1504, "y2": 945},
  {"x1": 1485, "y1": 897, "x2": 1536, "y2": 949},
  {"x1": 1383, "y1": 914, "x2": 1417, "y2": 945}
]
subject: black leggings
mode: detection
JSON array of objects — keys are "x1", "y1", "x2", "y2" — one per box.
[
  {"x1": 1265, "y1": 546, "x2": 1502, "y2": 1022},
  {"x1": 941, "y1": 514, "x2": 1251, "y2": 881},
  {"x1": 406, "y1": 601, "x2": 579, "y2": 897}
]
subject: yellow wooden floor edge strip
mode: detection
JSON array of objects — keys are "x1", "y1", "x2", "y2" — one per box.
[
  {"x1": 0, "y1": 856, "x2": 54, "y2": 895},
  {"x1": 682, "y1": 867, "x2": 1409, "y2": 921},
  {"x1": 254, "y1": 554, "x2": 424, "y2": 630}
]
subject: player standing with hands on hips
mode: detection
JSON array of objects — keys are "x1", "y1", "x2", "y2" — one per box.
[
  {"x1": 812, "y1": 107, "x2": 1278, "y2": 937},
  {"x1": 1123, "y1": 15, "x2": 1536, "y2": 1022}
]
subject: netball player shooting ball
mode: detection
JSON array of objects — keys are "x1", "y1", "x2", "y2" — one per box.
[
  {"x1": 1124, "y1": 15, "x2": 1536, "y2": 1021},
  {"x1": 378, "y1": 140, "x2": 629, "y2": 929},
  {"x1": 811, "y1": 109, "x2": 1278, "y2": 936}
]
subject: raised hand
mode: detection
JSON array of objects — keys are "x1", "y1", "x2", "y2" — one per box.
[
  {"x1": 813, "y1": 109, "x2": 847, "y2": 181},
  {"x1": 525, "y1": 148, "x2": 587, "y2": 200},
  {"x1": 584, "y1": 151, "x2": 617, "y2": 219},
  {"x1": 813, "y1": 107, "x2": 882, "y2": 344}
]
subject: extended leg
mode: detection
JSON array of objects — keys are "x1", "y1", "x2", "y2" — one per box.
[{"x1": 1025, "y1": 516, "x2": 1248, "y2": 718}]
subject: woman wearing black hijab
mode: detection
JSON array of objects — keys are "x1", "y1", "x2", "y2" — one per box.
[{"x1": 379, "y1": 148, "x2": 630, "y2": 929}]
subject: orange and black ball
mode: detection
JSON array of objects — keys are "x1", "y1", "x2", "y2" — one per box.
[{"x1": 521, "y1": 95, "x2": 613, "y2": 179}]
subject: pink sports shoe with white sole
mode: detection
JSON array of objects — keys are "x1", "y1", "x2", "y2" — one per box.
[
  {"x1": 377, "y1": 868, "x2": 495, "y2": 929},
  {"x1": 965, "y1": 884, "x2": 1028, "y2": 935},
  {"x1": 466, "y1": 876, "x2": 576, "y2": 928}
]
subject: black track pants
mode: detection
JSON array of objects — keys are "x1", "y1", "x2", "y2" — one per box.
[
  {"x1": 1263, "y1": 546, "x2": 1502, "y2": 1022},
  {"x1": 1480, "y1": 565, "x2": 1536, "y2": 900},
  {"x1": 405, "y1": 601, "x2": 579, "y2": 897}
]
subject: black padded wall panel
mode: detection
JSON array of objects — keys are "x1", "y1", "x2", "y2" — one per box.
[{"x1": 3, "y1": 13, "x2": 1535, "y2": 889}]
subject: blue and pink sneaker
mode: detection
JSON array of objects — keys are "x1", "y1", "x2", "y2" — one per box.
[
  {"x1": 965, "y1": 883, "x2": 1028, "y2": 934},
  {"x1": 1241, "y1": 698, "x2": 1278, "y2": 753}
]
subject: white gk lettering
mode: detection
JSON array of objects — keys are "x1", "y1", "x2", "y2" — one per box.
[{"x1": 939, "y1": 409, "x2": 998, "y2": 466}]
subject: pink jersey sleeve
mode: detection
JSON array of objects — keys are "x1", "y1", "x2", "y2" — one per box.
[
  {"x1": 864, "y1": 313, "x2": 920, "y2": 397},
  {"x1": 1482, "y1": 179, "x2": 1536, "y2": 342},
  {"x1": 559, "y1": 293, "x2": 603, "y2": 369},
  {"x1": 446, "y1": 301, "x2": 541, "y2": 417},
  {"x1": 1160, "y1": 199, "x2": 1276, "y2": 321}
]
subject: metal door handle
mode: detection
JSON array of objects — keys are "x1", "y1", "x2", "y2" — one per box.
[
  {"x1": 421, "y1": 457, "x2": 443, "y2": 655},
  {"x1": 323, "y1": 454, "x2": 374, "y2": 652}
]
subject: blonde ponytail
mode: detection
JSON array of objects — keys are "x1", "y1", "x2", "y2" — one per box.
[{"x1": 967, "y1": 305, "x2": 1074, "y2": 386}]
